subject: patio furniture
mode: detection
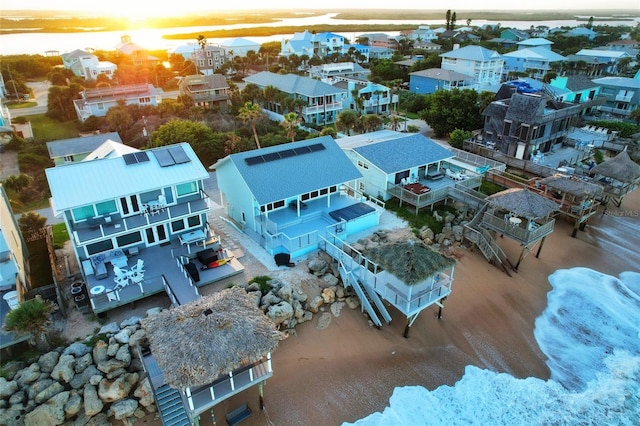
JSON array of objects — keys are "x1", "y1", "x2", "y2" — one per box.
[
  {"x1": 111, "y1": 254, "x2": 128, "y2": 269},
  {"x1": 274, "y1": 253, "x2": 295, "y2": 267},
  {"x1": 426, "y1": 170, "x2": 444, "y2": 180},
  {"x1": 113, "y1": 265, "x2": 129, "y2": 289},
  {"x1": 184, "y1": 261, "x2": 200, "y2": 282},
  {"x1": 509, "y1": 217, "x2": 522, "y2": 226},
  {"x1": 90, "y1": 285, "x2": 105, "y2": 295},
  {"x1": 179, "y1": 229, "x2": 206, "y2": 253}
]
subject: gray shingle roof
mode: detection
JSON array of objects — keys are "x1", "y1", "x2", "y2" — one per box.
[
  {"x1": 352, "y1": 133, "x2": 454, "y2": 174},
  {"x1": 244, "y1": 72, "x2": 345, "y2": 97},
  {"x1": 410, "y1": 68, "x2": 474, "y2": 82},
  {"x1": 505, "y1": 94, "x2": 546, "y2": 122},
  {"x1": 227, "y1": 136, "x2": 362, "y2": 205},
  {"x1": 564, "y1": 75, "x2": 599, "y2": 92},
  {"x1": 46, "y1": 132, "x2": 123, "y2": 158}
]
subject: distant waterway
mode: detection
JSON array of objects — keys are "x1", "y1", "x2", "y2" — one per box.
[{"x1": 1, "y1": 13, "x2": 639, "y2": 56}]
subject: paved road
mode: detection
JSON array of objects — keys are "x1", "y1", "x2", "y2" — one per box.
[{"x1": 11, "y1": 81, "x2": 51, "y2": 116}]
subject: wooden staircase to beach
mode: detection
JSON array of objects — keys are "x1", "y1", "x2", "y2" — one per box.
[
  {"x1": 464, "y1": 202, "x2": 516, "y2": 276},
  {"x1": 337, "y1": 262, "x2": 392, "y2": 328}
]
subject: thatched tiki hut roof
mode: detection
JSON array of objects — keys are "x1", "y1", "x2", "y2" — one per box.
[
  {"x1": 538, "y1": 174, "x2": 603, "y2": 198},
  {"x1": 486, "y1": 188, "x2": 560, "y2": 219},
  {"x1": 142, "y1": 287, "x2": 283, "y2": 389},
  {"x1": 590, "y1": 150, "x2": 640, "y2": 184},
  {"x1": 364, "y1": 240, "x2": 455, "y2": 285}
]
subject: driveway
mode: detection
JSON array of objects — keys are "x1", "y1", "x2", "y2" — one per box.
[{"x1": 10, "y1": 81, "x2": 51, "y2": 116}]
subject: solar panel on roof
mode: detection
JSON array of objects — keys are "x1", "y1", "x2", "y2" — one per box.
[
  {"x1": 134, "y1": 152, "x2": 149, "y2": 163},
  {"x1": 293, "y1": 146, "x2": 312, "y2": 155},
  {"x1": 154, "y1": 149, "x2": 176, "y2": 167},
  {"x1": 168, "y1": 146, "x2": 190, "y2": 164},
  {"x1": 245, "y1": 156, "x2": 265, "y2": 165},
  {"x1": 262, "y1": 152, "x2": 281, "y2": 162},
  {"x1": 123, "y1": 153, "x2": 138, "y2": 165},
  {"x1": 279, "y1": 149, "x2": 295, "y2": 158},
  {"x1": 308, "y1": 143, "x2": 325, "y2": 152}
]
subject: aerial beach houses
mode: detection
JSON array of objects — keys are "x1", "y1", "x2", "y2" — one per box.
[
  {"x1": 46, "y1": 143, "x2": 243, "y2": 314},
  {"x1": 213, "y1": 136, "x2": 381, "y2": 260}
]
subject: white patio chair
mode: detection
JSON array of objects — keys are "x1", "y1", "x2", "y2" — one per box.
[{"x1": 130, "y1": 259, "x2": 145, "y2": 275}]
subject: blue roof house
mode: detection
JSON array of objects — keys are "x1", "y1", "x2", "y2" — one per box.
[
  {"x1": 502, "y1": 47, "x2": 566, "y2": 80},
  {"x1": 46, "y1": 143, "x2": 243, "y2": 314},
  {"x1": 213, "y1": 136, "x2": 380, "y2": 259},
  {"x1": 409, "y1": 68, "x2": 475, "y2": 94},
  {"x1": 336, "y1": 131, "x2": 483, "y2": 212},
  {"x1": 591, "y1": 76, "x2": 640, "y2": 119}
]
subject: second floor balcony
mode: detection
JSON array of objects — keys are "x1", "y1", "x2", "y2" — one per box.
[
  {"x1": 303, "y1": 102, "x2": 342, "y2": 115},
  {"x1": 72, "y1": 193, "x2": 210, "y2": 246}
]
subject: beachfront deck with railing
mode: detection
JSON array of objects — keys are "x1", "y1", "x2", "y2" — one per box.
[
  {"x1": 481, "y1": 211, "x2": 555, "y2": 245},
  {"x1": 85, "y1": 241, "x2": 244, "y2": 314}
]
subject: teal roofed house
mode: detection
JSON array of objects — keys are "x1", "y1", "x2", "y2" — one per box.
[
  {"x1": 213, "y1": 136, "x2": 381, "y2": 259},
  {"x1": 46, "y1": 143, "x2": 244, "y2": 314}
]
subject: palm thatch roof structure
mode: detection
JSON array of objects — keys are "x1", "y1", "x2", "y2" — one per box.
[
  {"x1": 142, "y1": 287, "x2": 283, "y2": 389},
  {"x1": 363, "y1": 239, "x2": 455, "y2": 285},
  {"x1": 590, "y1": 150, "x2": 640, "y2": 184},
  {"x1": 486, "y1": 188, "x2": 560, "y2": 219},
  {"x1": 538, "y1": 174, "x2": 603, "y2": 198}
]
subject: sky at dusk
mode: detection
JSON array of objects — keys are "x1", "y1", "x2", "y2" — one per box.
[{"x1": 2, "y1": 0, "x2": 639, "y2": 16}]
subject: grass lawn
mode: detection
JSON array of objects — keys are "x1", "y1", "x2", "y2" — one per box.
[
  {"x1": 6, "y1": 101, "x2": 38, "y2": 109},
  {"x1": 14, "y1": 114, "x2": 78, "y2": 141},
  {"x1": 52, "y1": 223, "x2": 69, "y2": 249}
]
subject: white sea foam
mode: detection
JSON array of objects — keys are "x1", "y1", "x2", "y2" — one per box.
[{"x1": 345, "y1": 268, "x2": 640, "y2": 425}]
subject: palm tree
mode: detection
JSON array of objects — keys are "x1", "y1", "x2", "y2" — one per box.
[
  {"x1": 4, "y1": 296, "x2": 55, "y2": 351},
  {"x1": 336, "y1": 110, "x2": 358, "y2": 136},
  {"x1": 351, "y1": 89, "x2": 364, "y2": 116},
  {"x1": 281, "y1": 112, "x2": 301, "y2": 142},
  {"x1": 262, "y1": 85, "x2": 280, "y2": 112},
  {"x1": 238, "y1": 102, "x2": 262, "y2": 149},
  {"x1": 365, "y1": 114, "x2": 383, "y2": 133},
  {"x1": 320, "y1": 127, "x2": 337, "y2": 138},
  {"x1": 390, "y1": 114, "x2": 401, "y2": 131}
]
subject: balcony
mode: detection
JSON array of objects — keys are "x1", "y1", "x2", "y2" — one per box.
[
  {"x1": 614, "y1": 93, "x2": 634, "y2": 102},
  {"x1": 72, "y1": 196, "x2": 209, "y2": 245},
  {"x1": 303, "y1": 102, "x2": 342, "y2": 115},
  {"x1": 481, "y1": 211, "x2": 555, "y2": 245}
]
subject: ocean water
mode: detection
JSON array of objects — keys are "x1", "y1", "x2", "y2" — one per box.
[{"x1": 345, "y1": 267, "x2": 640, "y2": 425}]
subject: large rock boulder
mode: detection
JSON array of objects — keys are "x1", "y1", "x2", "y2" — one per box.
[
  {"x1": 308, "y1": 258, "x2": 328, "y2": 276},
  {"x1": 98, "y1": 322, "x2": 120, "y2": 335},
  {"x1": 307, "y1": 295, "x2": 324, "y2": 313},
  {"x1": 63, "y1": 392, "x2": 82, "y2": 418},
  {"x1": 98, "y1": 373, "x2": 138, "y2": 403},
  {"x1": 63, "y1": 342, "x2": 91, "y2": 358},
  {"x1": 34, "y1": 381, "x2": 65, "y2": 404},
  {"x1": 16, "y1": 364, "x2": 41, "y2": 386},
  {"x1": 51, "y1": 354, "x2": 76, "y2": 383},
  {"x1": 128, "y1": 329, "x2": 147, "y2": 349},
  {"x1": 92, "y1": 340, "x2": 108, "y2": 365},
  {"x1": 69, "y1": 365, "x2": 101, "y2": 390},
  {"x1": 113, "y1": 328, "x2": 132, "y2": 345},
  {"x1": 0, "y1": 378, "x2": 18, "y2": 399},
  {"x1": 321, "y1": 288, "x2": 336, "y2": 304},
  {"x1": 108, "y1": 398, "x2": 138, "y2": 420},
  {"x1": 38, "y1": 351, "x2": 60, "y2": 374},
  {"x1": 320, "y1": 273, "x2": 339, "y2": 288},
  {"x1": 266, "y1": 301, "x2": 294, "y2": 326},
  {"x1": 24, "y1": 390, "x2": 69, "y2": 426},
  {"x1": 97, "y1": 359, "x2": 127, "y2": 375},
  {"x1": 74, "y1": 353, "x2": 93, "y2": 374},
  {"x1": 133, "y1": 378, "x2": 154, "y2": 408},
  {"x1": 115, "y1": 345, "x2": 132, "y2": 365},
  {"x1": 83, "y1": 384, "x2": 103, "y2": 417}
]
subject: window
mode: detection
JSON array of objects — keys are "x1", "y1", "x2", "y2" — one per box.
[
  {"x1": 116, "y1": 232, "x2": 142, "y2": 247},
  {"x1": 97, "y1": 103, "x2": 105, "y2": 110},
  {"x1": 72, "y1": 205, "x2": 95, "y2": 221},
  {"x1": 171, "y1": 219, "x2": 185, "y2": 233},
  {"x1": 86, "y1": 240, "x2": 114, "y2": 255},
  {"x1": 208, "y1": 59, "x2": 213, "y2": 66},
  {"x1": 96, "y1": 200, "x2": 117, "y2": 216},
  {"x1": 503, "y1": 120, "x2": 512, "y2": 136},
  {"x1": 187, "y1": 215, "x2": 201, "y2": 228},
  {"x1": 140, "y1": 190, "x2": 161, "y2": 204},
  {"x1": 357, "y1": 160, "x2": 369, "y2": 169},
  {"x1": 177, "y1": 182, "x2": 198, "y2": 196},
  {"x1": 358, "y1": 182, "x2": 365, "y2": 192},
  {"x1": 63, "y1": 155, "x2": 73, "y2": 163},
  {"x1": 138, "y1": 97, "x2": 151, "y2": 104}
]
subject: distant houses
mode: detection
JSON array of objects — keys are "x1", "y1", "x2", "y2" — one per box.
[{"x1": 73, "y1": 84, "x2": 163, "y2": 122}]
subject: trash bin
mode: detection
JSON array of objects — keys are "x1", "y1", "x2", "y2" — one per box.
[{"x1": 3, "y1": 291, "x2": 20, "y2": 310}]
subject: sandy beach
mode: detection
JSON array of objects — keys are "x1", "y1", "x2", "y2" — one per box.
[{"x1": 62, "y1": 185, "x2": 639, "y2": 426}]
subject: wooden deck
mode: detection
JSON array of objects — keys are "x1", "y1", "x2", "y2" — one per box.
[{"x1": 85, "y1": 242, "x2": 244, "y2": 314}]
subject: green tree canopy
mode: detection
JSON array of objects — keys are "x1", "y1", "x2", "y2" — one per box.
[
  {"x1": 449, "y1": 128, "x2": 472, "y2": 149},
  {"x1": 418, "y1": 89, "x2": 483, "y2": 138},
  {"x1": 281, "y1": 112, "x2": 301, "y2": 142},
  {"x1": 336, "y1": 110, "x2": 358, "y2": 136},
  {"x1": 151, "y1": 119, "x2": 223, "y2": 166},
  {"x1": 4, "y1": 296, "x2": 55, "y2": 351},
  {"x1": 18, "y1": 211, "x2": 47, "y2": 234}
]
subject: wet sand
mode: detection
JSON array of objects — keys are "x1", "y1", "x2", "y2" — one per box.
[{"x1": 131, "y1": 189, "x2": 640, "y2": 426}]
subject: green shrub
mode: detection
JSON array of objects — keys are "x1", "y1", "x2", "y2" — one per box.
[{"x1": 248, "y1": 275, "x2": 273, "y2": 295}]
